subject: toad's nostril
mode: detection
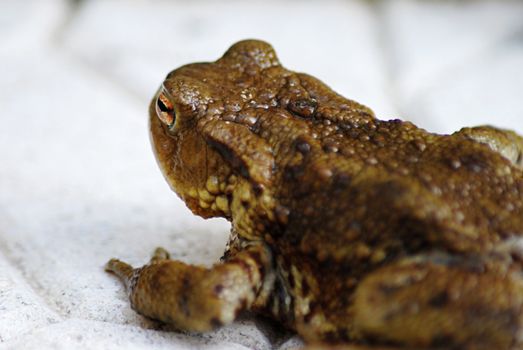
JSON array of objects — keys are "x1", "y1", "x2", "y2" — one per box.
[{"x1": 156, "y1": 93, "x2": 176, "y2": 127}]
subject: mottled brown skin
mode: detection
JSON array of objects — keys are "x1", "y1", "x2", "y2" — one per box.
[{"x1": 106, "y1": 40, "x2": 523, "y2": 349}]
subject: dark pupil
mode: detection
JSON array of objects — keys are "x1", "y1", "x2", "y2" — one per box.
[{"x1": 157, "y1": 98, "x2": 171, "y2": 112}]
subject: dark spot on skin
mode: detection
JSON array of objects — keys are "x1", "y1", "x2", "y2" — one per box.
[
  {"x1": 235, "y1": 298, "x2": 248, "y2": 317},
  {"x1": 323, "y1": 330, "x2": 341, "y2": 344},
  {"x1": 429, "y1": 291, "x2": 449, "y2": 308},
  {"x1": 335, "y1": 328, "x2": 350, "y2": 342},
  {"x1": 295, "y1": 139, "x2": 311, "y2": 154},
  {"x1": 302, "y1": 278, "x2": 310, "y2": 295},
  {"x1": 287, "y1": 271, "x2": 296, "y2": 289},
  {"x1": 465, "y1": 305, "x2": 519, "y2": 335},
  {"x1": 347, "y1": 128, "x2": 361, "y2": 139},
  {"x1": 510, "y1": 250, "x2": 523, "y2": 263},
  {"x1": 383, "y1": 309, "x2": 399, "y2": 322},
  {"x1": 333, "y1": 173, "x2": 352, "y2": 191},
  {"x1": 266, "y1": 291, "x2": 275, "y2": 310},
  {"x1": 459, "y1": 153, "x2": 488, "y2": 173},
  {"x1": 430, "y1": 334, "x2": 456, "y2": 347},
  {"x1": 284, "y1": 164, "x2": 305, "y2": 180},
  {"x1": 377, "y1": 180, "x2": 409, "y2": 200},
  {"x1": 304, "y1": 301, "x2": 318, "y2": 323},
  {"x1": 252, "y1": 182, "x2": 264, "y2": 196},
  {"x1": 233, "y1": 307, "x2": 242, "y2": 319},
  {"x1": 241, "y1": 200, "x2": 250, "y2": 209},
  {"x1": 207, "y1": 139, "x2": 251, "y2": 179},
  {"x1": 249, "y1": 250, "x2": 262, "y2": 265},
  {"x1": 210, "y1": 317, "x2": 223, "y2": 328},
  {"x1": 378, "y1": 283, "x2": 402, "y2": 296},
  {"x1": 179, "y1": 274, "x2": 191, "y2": 317},
  {"x1": 303, "y1": 311, "x2": 313, "y2": 324},
  {"x1": 257, "y1": 260, "x2": 266, "y2": 279},
  {"x1": 288, "y1": 98, "x2": 317, "y2": 118},
  {"x1": 213, "y1": 284, "x2": 224, "y2": 295}
]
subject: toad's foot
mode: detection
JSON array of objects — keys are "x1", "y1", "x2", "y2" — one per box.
[
  {"x1": 352, "y1": 253, "x2": 523, "y2": 350},
  {"x1": 105, "y1": 244, "x2": 271, "y2": 331}
]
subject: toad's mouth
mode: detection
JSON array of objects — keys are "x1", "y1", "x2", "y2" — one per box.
[
  {"x1": 178, "y1": 171, "x2": 239, "y2": 219},
  {"x1": 181, "y1": 184, "x2": 231, "y2": 219}
]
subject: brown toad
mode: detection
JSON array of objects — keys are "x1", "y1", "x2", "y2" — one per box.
[{"x1": 106, "y1": 40, "x2": 523, "y2": 349}]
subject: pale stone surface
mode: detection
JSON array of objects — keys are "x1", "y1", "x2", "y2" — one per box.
[
  {"x1": 2, "y1": 318, "x2": 259, "y2": 350},
  {"x1": 60, "y1": 0, "x2": 395, "y2": 118},
  {"x1": 375, "y1": 0, "x2": 523, "y2": 133},
  {"x1": 0, "y1": 254, "x2": 61, "y2": 342},
  {"x1": 1, "y1": 0, "x2": 522, "y2": 349}
]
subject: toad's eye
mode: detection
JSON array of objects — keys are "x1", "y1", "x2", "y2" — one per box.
[{"x1": 156, "y1": 92, "x2": 176, "y2": 127}]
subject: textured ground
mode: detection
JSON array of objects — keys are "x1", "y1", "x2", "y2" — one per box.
[{"x1": 1, "y1": 0, "x2": 522, "y2": 349}]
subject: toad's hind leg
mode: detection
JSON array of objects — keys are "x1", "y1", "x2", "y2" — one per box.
[
  {"x1": 457, "y1": 126, "x2": 523, "y2": 168},
  {"x1": 351, "y1": 254, "x2": 523, "y2": 350},
  {"x1": 105, "y1": 244, "x2": 271, "y2": 331}
]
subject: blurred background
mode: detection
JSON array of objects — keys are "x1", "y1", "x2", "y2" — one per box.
[{"x1": 1, "y1": 0, "x2": 522, "y2": 349}]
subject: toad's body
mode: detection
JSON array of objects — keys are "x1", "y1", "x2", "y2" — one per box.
[{"x1": 107, "y1": 40, "x2": 523, "y2": 349}]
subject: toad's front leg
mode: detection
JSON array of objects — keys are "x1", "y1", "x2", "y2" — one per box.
[{"x1": 105, "y1": 245, "x2": 271, "y2": 331}]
